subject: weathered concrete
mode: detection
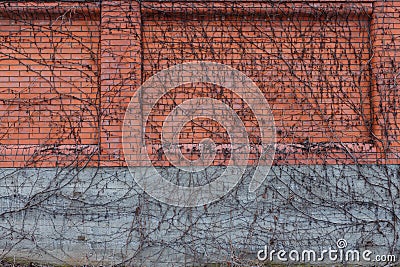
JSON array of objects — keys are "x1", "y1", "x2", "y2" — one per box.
[{"x1": 0, "y1": 165, "x2": 398, "y2": 266}]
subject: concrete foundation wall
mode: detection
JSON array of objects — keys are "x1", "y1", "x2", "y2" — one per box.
[{"x1": 0, "y1": 165, "x2": 398, "y2": 266}]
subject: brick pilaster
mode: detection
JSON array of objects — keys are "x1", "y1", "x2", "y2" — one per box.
[
  {"x1": 100, "y1": 0, "x2": 141, "y2": 165},
  {"x1": 371, "y1": 0, "x2": 400, "y2": 163}
]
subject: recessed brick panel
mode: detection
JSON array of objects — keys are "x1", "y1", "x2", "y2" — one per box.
[
  {"x1": 142, "y1": 4, "x2": 372, "y2": 148},
  {"x1": 0, "y1": 4, "x2": 100, "y2": 167}
]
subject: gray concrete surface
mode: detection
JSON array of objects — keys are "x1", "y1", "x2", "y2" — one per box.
[{"x1": 0, "y1": 165, "x2": 398, "y2": 266}]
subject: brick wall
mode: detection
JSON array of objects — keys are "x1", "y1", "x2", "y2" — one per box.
[
  {"x1": 0, "y1": 0, "x2": 399, "y2": 167},
  {"x1": 371, "y1": 0, "x2": 400, "y2": 163},
  {"x1": 0, "y1": 2, "x2": 100, "y2": 167}
]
